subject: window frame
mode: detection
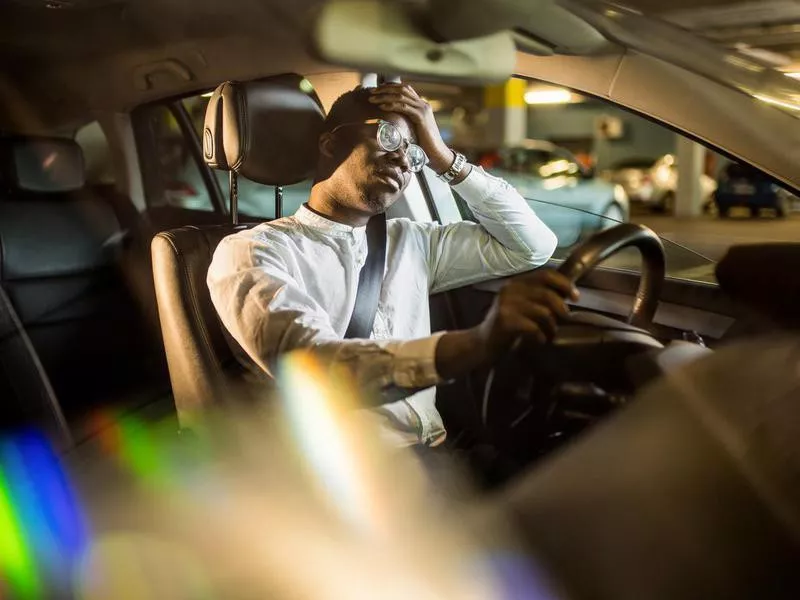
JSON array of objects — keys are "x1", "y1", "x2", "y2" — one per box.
[{"x1": 130, "y1": 95, "x2": 227, "y2": 216}]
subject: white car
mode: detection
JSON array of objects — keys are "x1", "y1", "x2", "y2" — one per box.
[{"x1": 642, "y1": 154, "x2": 718, "y2": 213}]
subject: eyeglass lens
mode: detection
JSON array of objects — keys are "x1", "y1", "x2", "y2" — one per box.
[{"x1": 377, "y1": 122, "x2": 427, "y2": 172}]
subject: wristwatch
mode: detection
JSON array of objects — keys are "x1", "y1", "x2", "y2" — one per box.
[{"x1": 437, "y1": 151, "x2": 467, "y2": 184}]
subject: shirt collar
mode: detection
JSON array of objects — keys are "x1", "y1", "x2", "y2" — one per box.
[{"x1": 295, "y1": 204, "x2": 367, "y2": 238}]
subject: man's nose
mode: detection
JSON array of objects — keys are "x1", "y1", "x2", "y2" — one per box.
[{"x1": 389, "y1": 146, "x2": 411, "y2": 172}]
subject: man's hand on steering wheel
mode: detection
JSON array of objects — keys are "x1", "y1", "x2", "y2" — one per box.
[
  {"x1": 435, "y1": 269, "x2": 578, "y2": 382},
  {"x1": 478, "y1": 269, "x2": 579, "y2": 358}
]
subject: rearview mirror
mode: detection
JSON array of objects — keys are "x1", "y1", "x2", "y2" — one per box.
[{"x1": 313, "y1": 0, "x2": 516, "y2": 83}]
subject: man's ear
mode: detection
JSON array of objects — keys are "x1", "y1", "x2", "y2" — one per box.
[{"x1": 319, "y1": 132, "x2": 336, "y2": 158}]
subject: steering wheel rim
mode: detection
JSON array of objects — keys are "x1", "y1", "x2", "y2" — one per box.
[
  {"x1": 480, "y1": 224, "x2": 666, "y2": 436},
  {"x1": 558, "y1": 223, "x2": 666, "y2": 328}
]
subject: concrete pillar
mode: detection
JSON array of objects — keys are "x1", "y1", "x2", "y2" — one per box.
[
  {"x1": 482, "y1": 79, "x2": 528, "y2": 147},
  {"x1": 674, "y1": 136, "x2": 705, "y2": 218}
]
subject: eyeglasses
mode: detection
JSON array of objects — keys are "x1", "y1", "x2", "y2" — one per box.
[{"x1": 329, "y1": 119, "x2": 428, "y2": 173}]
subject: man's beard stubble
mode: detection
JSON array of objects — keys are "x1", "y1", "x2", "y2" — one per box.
[{"x1": 361, "y1": 189, "x2": 392, "y2": 214}]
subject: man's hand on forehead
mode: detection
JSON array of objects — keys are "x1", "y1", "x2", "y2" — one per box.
[{"x1": 367, "y1": 83, "x2": 454, "y2": 174}]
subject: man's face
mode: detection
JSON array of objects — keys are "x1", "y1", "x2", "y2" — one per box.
[{"x1": 328, "y1": 113, "x2": 416, "y2": 215}]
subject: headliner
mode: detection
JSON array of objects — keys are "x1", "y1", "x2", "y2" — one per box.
[{"x1": 0, "y1": 0, "x2": 331, "y2": 132}]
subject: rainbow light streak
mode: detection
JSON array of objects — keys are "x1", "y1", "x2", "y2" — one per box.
[
  {"x1": 116, "y1": 416, "x2": 168, "y2": 486},
  {"x1": 279, "y1": 353, "x2": 381, "y2": 535},
  {"x1": 12, "y1": 432, "x2": 88, "y2": 562},
  {"x1": 476, "y1": 552, "x2": 558, "y2": 600},
  {"x1": 0, "y1": 463, "x2": 40, "y2": 599},
  {"x1": 0, "y1": 431, "x2": 86, "y2": 599},
  {"x1": 91, "y1": 410, "x2": 177, "y2": 489}
]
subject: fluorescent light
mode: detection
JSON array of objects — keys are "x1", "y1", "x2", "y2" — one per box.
[
  {"x1": 785, "y1": 72, "x2": 800, "y2": 80},
  {"x1": 524, "y1": 88, "x2": 573, "y2": 105},
  {"x1": 753, "y1": 93, "x2": 800, "y2": 111}
]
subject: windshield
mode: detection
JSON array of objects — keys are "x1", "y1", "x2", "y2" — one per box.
[
  {"x1": 538, "y1": 200, "x2": 716, "y2": 284},
  {"x1": 456, "y1": 193, "x2": 716, "y2": 284}
]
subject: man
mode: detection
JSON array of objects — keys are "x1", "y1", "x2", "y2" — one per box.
[{"x1": 208, "y1": 83, "x2": 576, "y2": 448}]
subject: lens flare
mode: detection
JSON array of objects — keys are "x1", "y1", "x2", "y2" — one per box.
[
  {"x1": 89, "y1": 409, "x2": 201, "y2": 489},
  {"x1": 0, "y1": 430, "x2": 88, "y2": 599},
  {"x1": 278, "y1": 352, "x2": 390, "y2": 536},
  {"x1": 0, "y1": 463, "x2": 40, "y2": 599}
]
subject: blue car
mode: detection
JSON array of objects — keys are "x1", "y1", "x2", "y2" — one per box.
[
  {"x1": 478, "y1": 140, "x2": 629, "y2": 248},
  {"x1": 715, "y1": 162, "x2": 793, "y2": 218}
]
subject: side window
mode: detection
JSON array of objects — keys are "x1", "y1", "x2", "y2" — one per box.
[
  {"x1": 75, "y1": 121, "x2": 116, "y2": 186},
  {"x1": 133, "y1": 103, "x2": 218, "y2": 213},
  {"x1": 182, "y1": 95, "x2": 312, "y2": 219},
  {"x1": 412, "y1": 76, "x2": 800, "y2": 285}
]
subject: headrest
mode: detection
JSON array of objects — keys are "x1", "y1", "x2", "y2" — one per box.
[
  {"x1": 203, "y1": 74, "x2": 325, "y2": 186},
  {"x1": 1, "y1": 137, "x2": 85, "y2": 193}
]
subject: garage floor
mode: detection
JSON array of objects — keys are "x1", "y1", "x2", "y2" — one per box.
[
  {"x1": 636, "y1": 209, "x2": 800, "y2": 261},
  {"x1": 599, "y1": 207, "x2": 800, "y2": 283}
]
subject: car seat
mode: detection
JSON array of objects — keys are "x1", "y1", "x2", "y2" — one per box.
[{"x1": 151, "y1": 73, "x2": 324, "y2": 428}]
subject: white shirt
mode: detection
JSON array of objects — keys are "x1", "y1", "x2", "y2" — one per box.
[{"x1": 207, "y1": 166, "x2": 557, "y2": 446}]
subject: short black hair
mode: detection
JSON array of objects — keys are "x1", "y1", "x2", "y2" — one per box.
[{"x1": 323, "y1": 86, "x2": 384, "y2": 133}]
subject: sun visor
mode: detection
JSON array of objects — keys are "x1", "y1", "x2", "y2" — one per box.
[{"x1": 312, "y1": 0, "x2": 516, "y2": 83}]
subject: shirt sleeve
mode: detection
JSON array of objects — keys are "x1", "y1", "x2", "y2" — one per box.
[
  {"x1": 207, "y1": 231, "x2": 446, "y2": 403},
  {"x1": 424, "y1": 166, "x2": 558, "y2": 294}
]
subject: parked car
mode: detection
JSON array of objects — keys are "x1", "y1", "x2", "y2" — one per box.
[
  {"x1": 714, "y1": 161, "x2": 796, "y2": 218},
  {"x1": 477, "y1": 140, "x2": 629, "y2": 247},
  {"x1": 643, "y1": 154, "x2": 718, "y2": 213},
  {"x1": 602, "y1": 157, "x2": 657, "y2": 203}
]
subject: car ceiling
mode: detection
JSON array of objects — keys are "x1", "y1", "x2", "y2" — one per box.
[
  {"x1": 0, "y1": 0, "x2": 329, "y2": 132},
  {"x1": 2, "y1": 0, "x2": 800, "y2": 133},
  {"x1": 626, "y1": 0, "x2": 800, "y2": 68}
]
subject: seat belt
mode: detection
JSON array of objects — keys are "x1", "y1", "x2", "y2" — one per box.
[
  {"x1": 344, "y1": 212, "x2": 387, "y2": 339},
  {"x1": 0, "y1": 284, "x2": 72, "y2": 449}
]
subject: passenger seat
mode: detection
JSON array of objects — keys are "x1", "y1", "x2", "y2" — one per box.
[{"x1": 0, "y1": 137, "x2": 168, "y2": 436}]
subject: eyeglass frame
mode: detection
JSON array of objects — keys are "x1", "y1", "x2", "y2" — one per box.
[{"x1": 328, "y1": 118, "x2": 428, "y2": 172}]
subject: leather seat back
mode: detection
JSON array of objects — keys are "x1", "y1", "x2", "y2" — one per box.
[
  {"x1": 0, "y1": 136, "x2": 165, "y2": 433},
  {"x1": 152, "y1": 74, "x2": 325, "y2": 426},
  {"x1": 151, "y1": 224, "x2": 254, "y2": 426}
]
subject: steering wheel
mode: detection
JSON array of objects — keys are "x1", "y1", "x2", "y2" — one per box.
[
  {"x1": 480, "y1": 224, "x2": 667, "y2": 453},
  {"x1": 557, "y1": 223, "x2": 666, "y2": 329}
]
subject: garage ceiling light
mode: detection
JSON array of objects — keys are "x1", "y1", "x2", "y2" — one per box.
[
  {"x1": 524, "y1": 88, "x2": 574, "y2": 105},
  {"x1": 785, "y1": 72, "x2": 800, "y2": 80}
]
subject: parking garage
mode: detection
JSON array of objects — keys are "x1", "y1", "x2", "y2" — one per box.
[{"x1": 411, "y1": 0, "x2": 800, "y2": 275}]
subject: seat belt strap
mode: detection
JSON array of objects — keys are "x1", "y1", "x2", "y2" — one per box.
[
  {"x1": 0, "y1": 284, "x2": 72, "y2": 448},
  {"x1": 344, "y1": 212, "x2": 387, "y2": 339}
]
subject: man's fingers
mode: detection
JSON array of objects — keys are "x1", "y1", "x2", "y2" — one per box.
[
  {"x1": 373, "y1": 102, "x2": 419, "y2": 118},
  {"x1": 518, "y1": 269, "x2": 579, "y2": 301},
  {"x1": 505, "y1": 284, "x2": 570, "y2": 320},
  {"x1": 368, "y1": 94, "x2": 424, "y2": 110},
  {"x1": 525, "y1": 288, "x2": 571, "y2": 320},
  {"x1": 505, "y1": 315, "x2": 547, "y2": 345},
  {"x1": 515, "y1": 301, "x2": 558, "y2": 339},
  {"x1": 371, "y1": 83, "x2": 419, "y2": 99},
  {"x1": 369, "y1": 87, "x2": 424, "y2": 106}
]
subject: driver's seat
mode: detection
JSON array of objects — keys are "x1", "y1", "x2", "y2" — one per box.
[{"x1": 151, "y1": 74, "x2": 325, "y2": 427}]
